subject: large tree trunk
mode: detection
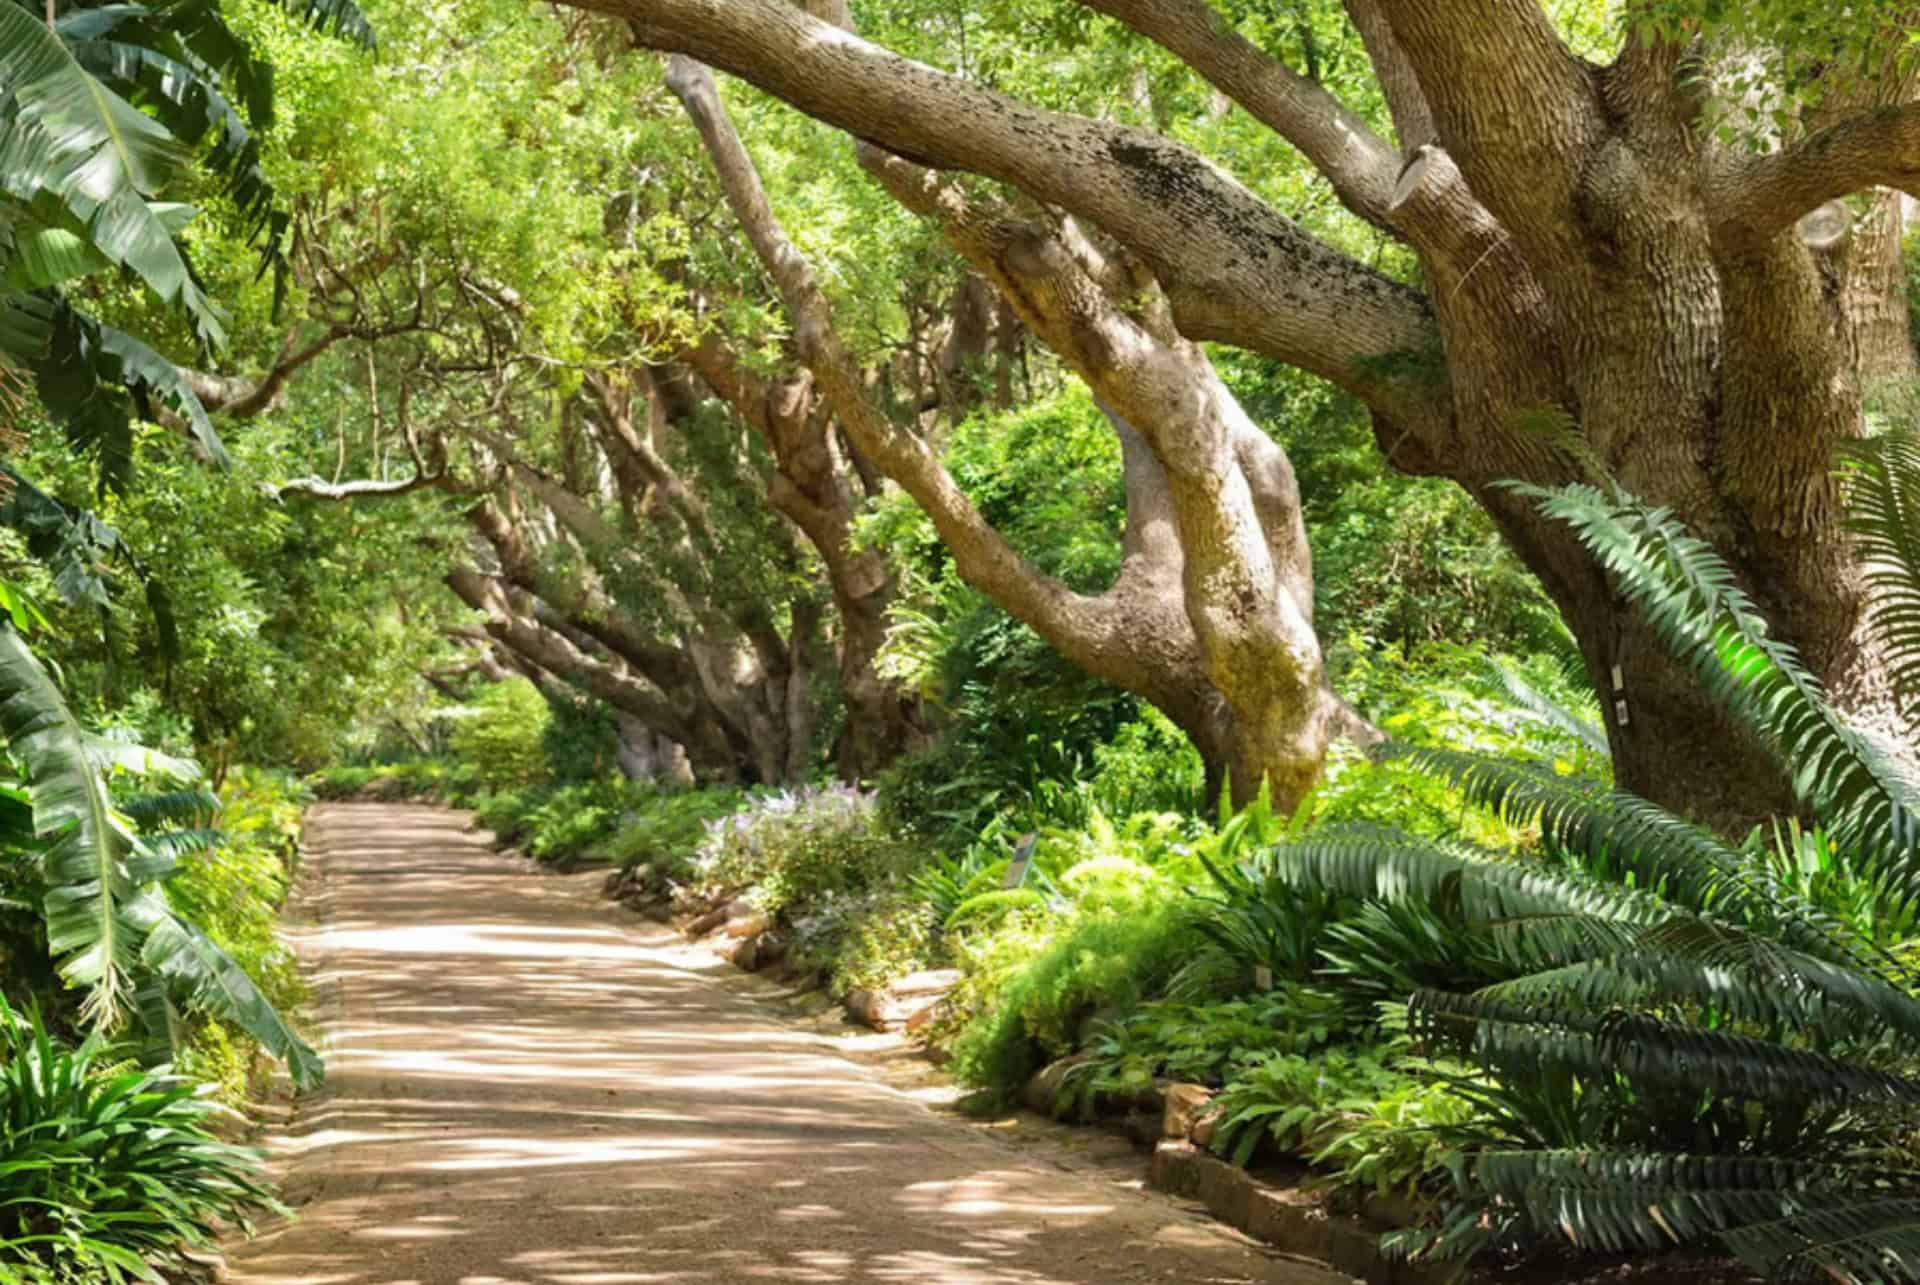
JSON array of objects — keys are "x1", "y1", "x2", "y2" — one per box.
[{"x1": 596, "y1": 0, "x2": 1920, "y2": 828}]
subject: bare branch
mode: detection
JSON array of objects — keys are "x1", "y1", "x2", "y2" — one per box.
[
  {"x1": 267, "y1": 469, "x2": 456, "y2": 502},
  {"x1": 1343, "y1": 0, "x2": 1434, "y2": 153}
]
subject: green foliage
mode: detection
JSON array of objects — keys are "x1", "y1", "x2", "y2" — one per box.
[
  {"x1": 160, "y1": 768, "x2": 308, "y2": 1101},
  {"x1": 946, "y1": 894, "x2": 1200, "y2": 1101},
  {"x1": 791, "y1": 886, "x2": 940, "y2": 996},
  {"x1": 1210, "y1": 1040, "x2": 1472, "y2": 1197},
  {"x1": 693, "y1": 785, "x2": 912, "y2": 918},
  {"x1": 0, "y1": 997, "x2": 282, "y2": 1281},
  {"x1": 1054, "y1": 986, "x2": 1349, "y2": 1119},
  {"x1": 867, "y1": 388, "x2": 1147, "y2": 845},
  {"x1": 0, "y1": 622, "x2": 318, "y2": 1087},
  {"x1": 449, "y1": 679, "x2": 550, "y2": 793},
  {"x1": 1207, "y1": 483, "x2": 1920, "y2": 1279},
  {"x1": 1841, "y1": 428, "x2": 1920, "y2": 730},
  {"x1": 602, "y1": 786, "x2": 745, "y2": 877}
]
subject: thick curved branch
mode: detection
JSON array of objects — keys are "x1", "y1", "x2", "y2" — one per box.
[
  {"x1": 445, "y1": 564, "x2": 693, "y2": 744},
  {"x1": 579, "y1": 0, "x2": 1441, "y2": 423},
  {"x1": 1080, "y1": 0, "x2": 1401, "y2": 228},
  {"x1": 1713, "y1": 102, "x2": 1920, "y2": 251},
  {"x1": 667, "y1": 54, "x2": 1164, "y2": 690},
  {"x1": 1344, "y1": 0, "x2": 1434, "y2": 153},
  {"x1": 184, "y1": 324, "x2": 347, "y2": 419}
]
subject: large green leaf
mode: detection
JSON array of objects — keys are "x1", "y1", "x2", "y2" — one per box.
[
  {"x1": 0, "y1": 619, "x2": 143, "y2": 1026},
  {"x1": 140, "y1": 910, "x2": 323, "y2": 1088},
  {"x1": 0, "y1": 2, "x2": 225, "y2": 345},
  {"x1": 0, "y1": 622, "x2": 321, "y2": 1087},
  {"x1": 1519, "y1": 483, "x2": 1920, "y2": 909}
]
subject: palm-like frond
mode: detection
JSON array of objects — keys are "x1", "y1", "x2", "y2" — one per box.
[
  {"x1": 1257, "y1": 824, "x2": 1674, "y2": 939},
  {"x1": 0, "y1": 619, "x2": 144, "y2": 1025},
  {"x1": 1842, "y1": 430, "x2": 1920, "y2": 732},
  {"x1": 266, "y1": 0, "x2": 376, "y2": 48},
  {"x1": 1380, "y1": 744, "x2": 1895, "y2": 981},
  {"x1": 1413, "y1": 989, "x2": 1920, "y2": 1107},
  {"x1": 139, "y1": 908, "x2": 322, "y2": 1088},
  {"x1": 1723, "y1": 1199, "x2": 1920, "y2": 1283},
  {"x1": 1519, "y1": 483, "x2": 1920, "y2": 909},
  {"x1": 116, "y1": 785, "x2": 219, "y2": 829},
  {"x1": 1482, "y1": 656, "x2": 1611, "y2": 757},
  {"x1": 0, "y1": 3, "x2": 224, "y2": 347},
  {"x1": 1464, "y1": 1149, "x2": 1915, "y2": 1262},
  {"x1": 0, "y1": 622, "x2": 320, "y2": 1086}
]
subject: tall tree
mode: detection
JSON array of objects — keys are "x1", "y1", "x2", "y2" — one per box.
[{"x1": 569, "y1": 0, "x2": 1920, "y2": 824}]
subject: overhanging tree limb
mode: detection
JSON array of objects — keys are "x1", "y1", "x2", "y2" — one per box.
[
  {"x1": 586, "y1": 0, "x2": 1442, "y2": 425},
  {"x1": 1080, "y1": 0, "x2": 1402, "y2": 229}
]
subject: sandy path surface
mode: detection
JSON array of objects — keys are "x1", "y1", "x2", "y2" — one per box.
[{"x1": 226, "y1": 803, "x2": 1346, "y2": 1285}]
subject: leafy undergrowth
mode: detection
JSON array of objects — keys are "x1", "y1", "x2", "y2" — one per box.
[{"x1": 0, "y1": 1000, "x2": 283, "y2": 1282}]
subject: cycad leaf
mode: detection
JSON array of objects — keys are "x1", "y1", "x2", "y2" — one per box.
[
  {"x1": 1466, "y1": 1148, "x2": 1912, "y2": 1265},
  {"x1": 1414, "y1": 988, "x2": 1920, "y2": 1107},
  {"x1": 1519, "y1": 483, "x2": 1920, "y2": 910},
  {"x1": 1842, "y1": 430, "x2": 1920, "y2": 733},
  {"x1": 1483, "y1": 657, "x2": 1610, "y2": 757},
  {"x1": 266, "y1": 0, "x2": 376, "y2": 48}
]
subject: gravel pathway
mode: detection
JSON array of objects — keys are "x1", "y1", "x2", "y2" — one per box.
[{"x1": 226, "y1": 803, "x2": 1348, "y2": 1285}]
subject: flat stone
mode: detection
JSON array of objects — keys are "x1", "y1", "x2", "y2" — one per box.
[
  {"x1": 1195, "y1": 1151, "x2": 1254, "y2": 1228},
  {"x1": 685, "y1": 900, "x2": 738, "y2": 938},
  {"x1": 1246, "y1": 1188, "x2": 1333, "y2": 1261},
  {"x1": 887, "y1": 968, "x2": 962, "y2": 997},
  {"x1": 723, "y1": 911, "x2": 770, "y2": 939},
  {"x1": 1019, "y1": 1055, "x2": 1088, "y2": 1114}
]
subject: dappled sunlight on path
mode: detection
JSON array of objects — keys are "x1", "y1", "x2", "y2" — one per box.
[{"x1": 226, "y1": 804, "x2": 1340, "y2": 1285}]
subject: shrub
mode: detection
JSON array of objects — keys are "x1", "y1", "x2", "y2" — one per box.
[
  {"x1": 692, "y1": 785, "x2": 914, "y2": 918},
  {"x1": 449, "y1": 679, "x2": 550, "y2": 790},
  {"x1": 1232, "y1": 481, "x2": 1920, "y2": 1278},
  {"x1": 1054, "y1": 985, "x2": 1350, "y2": 1119},
  {"x1": 0, "y1": 1000, "x2": 283, "y2": 1281},
  {"x1": 945, "y1": 894, "x2": 1202, "y2": 1101},
  {"x1": 787, "y1": 886, "x2": 942, "y2": 995},
  {"x1": 603, "y1": 785, "x2": 746, "y2": 877},
  {"x1": 1209, "y1": 1039, "x2": 1473, "y2": 1197}
]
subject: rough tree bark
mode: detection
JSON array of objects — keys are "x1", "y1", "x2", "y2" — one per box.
[{"x1": 578, "y1": 0, "x2": 1920, "y2": 826}]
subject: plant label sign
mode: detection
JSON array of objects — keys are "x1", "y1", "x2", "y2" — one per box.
[
  {"x1": 1253, "y1": 965, "x2": 1275, "y2": 992},
  {"x1": 1003, "y1": 833, "x2": 1038, "y2": 889}
]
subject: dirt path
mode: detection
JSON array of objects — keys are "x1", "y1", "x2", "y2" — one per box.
[{"x1": 227, "y1": 803, "x2": 1347, "y2": 1285}]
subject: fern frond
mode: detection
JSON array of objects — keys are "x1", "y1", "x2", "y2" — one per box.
[
  {"x1": 1722, "y1": 1196, "x2": 1920, "y2": 1282},
  {"x1": 1258, "y1": 824, "x2": 1673, "y2": 936},
  {"x1": 1519, "y1": 484, "x2": 1920, "y2": 907},
  {"x1": 116, "y1": 787, "x2": 220, "y2": 829},
  {"x1": 1843, "y1": 430, "x2": 1920, "y2": 733},
  {"x1": 1483, "y1": 657, "x2": 1611, "y2": 757},
  {"x1": 1465, "y1": 1148, "x2": 1906, "y2": 1259},
  {"x1": 1412, "y1": 989, "x2": 1920, "y2": 1107}
]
